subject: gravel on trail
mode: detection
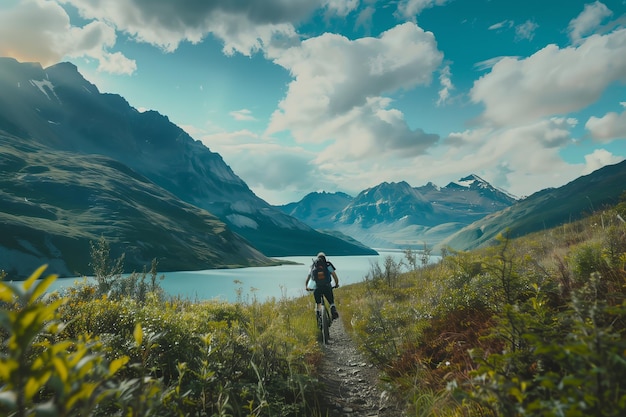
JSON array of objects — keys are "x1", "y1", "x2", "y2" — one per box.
[{"x1": 314, "y1": 316, "x2": 406, "y2": 417}]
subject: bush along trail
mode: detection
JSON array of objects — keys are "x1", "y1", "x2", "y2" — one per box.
[{"x1": 314, "y1": 317, "x2": 404, "y2": 417}]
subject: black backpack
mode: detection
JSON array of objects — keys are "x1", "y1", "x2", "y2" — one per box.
[{"x1": 311, "y1": 257, "x2": 331, "y2": 285}]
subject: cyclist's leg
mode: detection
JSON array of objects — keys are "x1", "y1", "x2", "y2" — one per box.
[
  {"x1": 324, "y1": 287, "x2": 339, "y2": 319},
  {"x1": 324, "y1": 287, "x2": 335, "y2": 305},
  {"x1": 313, "y1": 288, "x2": 323, "y2": 313}
]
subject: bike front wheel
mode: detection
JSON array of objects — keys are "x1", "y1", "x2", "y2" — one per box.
[{"x1": 321, "y1": 308, "x2": 330, "y2": 344}]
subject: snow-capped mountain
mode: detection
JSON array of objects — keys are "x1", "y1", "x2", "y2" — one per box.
[
  {"x1": 277, "y1": 177, "x2": 518, "y2": 249},
  {"x1": 278, "y1": 191, "x2": 354, "y2": 230},
  {"x1": 335, "y1": 181, "x2": 435, "y2": 226}
]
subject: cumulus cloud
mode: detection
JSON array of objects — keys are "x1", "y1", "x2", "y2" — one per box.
[
  {"x1": 582, "y1": 149, "x2": 624, "y2": 174},
  {"x1": 0, "y1": 0, "x2": 135, "y2": 74},
  {"x1": 470, "y1": 28, "x2": 626, "y2": 126},
  {"x1": 439, "y1": 118, "x2": 582, "y2": 197},
  {"x1": 267, "y1": 23, "x2": 442, "y2": 157},
  {"x1": 315, "y1": 97, "x2": 440, "y2": 162},
  {"x1": 585, "y1": 104, "x2": 626, "y2": 142},
  {"x1": 56, "y1": 0, "x2": 324, "y2": 56},
  {"x1": 568, "y1": 1, "x2": 613, "y2": 44},
  {"x1": 396, "y1": 0, "x2": 452, "y2": 21}
]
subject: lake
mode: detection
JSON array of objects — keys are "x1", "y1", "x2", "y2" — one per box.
[{"x1": 47, "y1": 250, "x2": 419, "y2": 303}]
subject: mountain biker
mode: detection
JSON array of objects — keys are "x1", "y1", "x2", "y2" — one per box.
[{"x1": 305, "y1": 252, "x2": 340, "y2": 319}]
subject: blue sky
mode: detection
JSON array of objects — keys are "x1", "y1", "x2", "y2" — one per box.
[{"x1": 1, "y1": 0, "x2": 626, "y2": 205}]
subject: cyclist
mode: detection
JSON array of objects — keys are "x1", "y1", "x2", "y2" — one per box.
[{"x1": 305, "y1": 252, "x2": 340, "y2": 319}]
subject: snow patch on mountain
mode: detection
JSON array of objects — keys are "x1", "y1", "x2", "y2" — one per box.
[
  {"x1": 29, "y1": 79, "x2": 59, "y2": 102},
  {"x1": 226, "y1": 214, "x2": 258, "y2": 229}
]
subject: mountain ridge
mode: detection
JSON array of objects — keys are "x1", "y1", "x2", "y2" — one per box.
[
  {"x1": 438, "y1": 159, "x2": 626, "y2": 252},
  {"x1": 0, "y1": 57, "x2": 376, "y2": 278},
  {"x1": 278, "y1": 161, "x2": 626, "y2": 252},
  {"x1": 0, "y1": 135, "x2": 275, "y2": 278},
  {"x1": 278, "y1": 176, "x2": 518, "y2": 249}
]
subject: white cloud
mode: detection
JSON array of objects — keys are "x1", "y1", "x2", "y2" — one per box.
[
  {"x1": 432, "y1": 118, "x2": 584, "y2": 197},
  {"x1": 487, "y1": 19, "x2": 537, "y2": 41},
  {"x1": 437, "y1": 65, "x2": 454, "y2": 106},
  {"x1": 515, "y1": 20, "x2": 538, "y2": 41},
  {"x1": 251, "y1": 21, "x2": 447, "y2": 195},
  {"x1": 437, "y1": 64, "x2": 453, "y2": 105},
  {"x1": 322, "y1": 0, "x2": 359, "y2": 17},
  {"x1": 582, "y1": 149, "x2": 624, "y2": 174},
  {"x1": 471, "y1": 28, "x2": 626, "y2": 126},
  {"x1": 92, "y1": 50, "x2": 137, "y2": 75},
  {"x1": 585, "y1": 105, "x2": 626, "y2": 142},
  {"x1": 489, "y1": 20, "x2": 514, "y2": 31},
  {"x1": 314, "y1": 96, "x2": 440, "y2": 161},
  {"x1": 355, "y1": 6, "x2": 376, "y2": 33},
  {"x1": 396, "y1": 0, "x2": 452, "y2": 21},
  {"x1": 474, "y1": 56, "x2": 518, "y2": 72},
  {"x1": 197, "y1": 129, "x2": 260, "y2": 149},
  {"x1": 230, "y1": 109, "x2": 257, "y2": 122},
  {"x1": 267, "y1": 23, "x2": 442, "y2": 155},
  {"x1": 568, "y1": 1, "x2": 613, "y2": 44},
  {"x1": 0, "y1": 0, "x2": 135, "y2": 74},
  {"x1": 56, "y1": 0, "x2": 324, "y2": 56}
]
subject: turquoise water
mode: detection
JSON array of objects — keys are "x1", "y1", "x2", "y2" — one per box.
[{"x1": 47, "y1": 250, "x2": 423, "y2": 303}]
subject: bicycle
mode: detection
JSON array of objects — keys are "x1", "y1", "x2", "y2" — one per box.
[{"x1": 307, "y1": 286, "x2": 338, "y2": 345}]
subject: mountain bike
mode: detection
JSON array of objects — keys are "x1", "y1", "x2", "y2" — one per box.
[{"x1": 307, "y1": 286, "x2": 337, "y2": 345}]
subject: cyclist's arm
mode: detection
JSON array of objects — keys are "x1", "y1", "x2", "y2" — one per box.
[{"x1": 331, "y1": 271, "x2": 339, "y2": 287}]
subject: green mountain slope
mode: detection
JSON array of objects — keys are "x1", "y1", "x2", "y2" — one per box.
[
  {"x1": 0, "y1": 135, "x2": 276, "y2": 278},
  {"x1": 439, "y1": 159, "x2": 626, "y2": 252}
]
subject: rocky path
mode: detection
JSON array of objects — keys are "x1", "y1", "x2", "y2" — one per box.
[{"x1": 315, "y1": 317, "x2": 405, "y2": 417}]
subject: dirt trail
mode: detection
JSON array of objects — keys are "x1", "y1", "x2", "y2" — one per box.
[{"x1": 315, "y1": 317, "x2": 405, "y2": 417}]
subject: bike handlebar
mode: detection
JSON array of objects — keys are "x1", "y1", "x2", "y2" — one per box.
[{"x1": 306, "y1": 285, "x2": 339, "y2": 291}]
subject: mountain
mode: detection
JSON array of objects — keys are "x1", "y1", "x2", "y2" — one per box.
[
  {"x1": 278, "y1": 191, "x2": 354, "y2": 230},
  {"x1": 278, "y1": 177, "x2": 517, "y2": 249},
  {"x1": 414, "y1": 174, "x2": 517, "y2": 222},
  {"x1": 336, "y1": 181, "x2": 435, "y2": 226},
  {"x1": 0, "y1": 134, "x2": 274, "y2": 278},
  {"x1": 439, "y1": 160, "x2": 626, "y2": 252},
  {"x1": 0, "y1": 57, "x2": 375, "y2": 277}
]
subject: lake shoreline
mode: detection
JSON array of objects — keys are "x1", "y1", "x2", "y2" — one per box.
[{"x1": 44, "y1": 250, "x2": 423, "y2": 303}]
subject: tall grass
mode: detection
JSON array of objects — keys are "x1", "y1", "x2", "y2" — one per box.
[
  {"x1": 0, "y1": 264, "x2": 326, "y2": 416},
  {"x1": 338, "y1": 204, "x2": 626, "y2": 416}
]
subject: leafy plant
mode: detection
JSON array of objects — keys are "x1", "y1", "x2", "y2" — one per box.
[{"x1": 0, "y1": 265, "x2": 129, "y2": 417}]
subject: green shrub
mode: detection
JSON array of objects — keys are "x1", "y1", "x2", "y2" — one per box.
[
  {"x1": 0, "y1": 266, "x2": 130, "y2": 417},
  {"x1": 1, "y1": 264, "x2": 326, "y2": 417}
]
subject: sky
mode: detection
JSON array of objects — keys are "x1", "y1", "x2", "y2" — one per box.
[{"x1": 1, "y1": 0, "x2": 626, "y2": 205}]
